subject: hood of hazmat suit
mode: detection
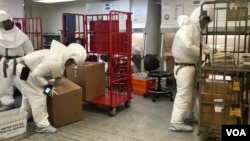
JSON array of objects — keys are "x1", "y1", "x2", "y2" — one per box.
[
  {"x1": 190, "y1": 5, "x2": 214, "y2": 53},
  {"x1": 172, "y1": 14, "x2": 201, "y2": 64},
  {"x1": 0, "y1": 10, "x2": 11, "y2": 22},
  {"x1": 190, "y1": 5, "x2": 214, "y2": 23},
  {"x1": 172, "y1": 5, "x2": 213, "y2": 64},
  {"x1": 63, "y1": 43, "x2": 87, "y2": 66},
  {"x1": 23, "y1": 40, "x2": 87, "y2": 86},
  {"x1": 0, "y1": 10, "x2": 28, "y2": 48}
]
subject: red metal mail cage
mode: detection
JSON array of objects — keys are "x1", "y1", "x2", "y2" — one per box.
[
  {"x1": 62, "y1": 11, "x2": 132, "y2": 115},
  {"x1": 87, "y1": 11, "x2": 132, "y2": 115},
  {"x1": 13, "y1": 17, "x2": 43, "y2": 50}
]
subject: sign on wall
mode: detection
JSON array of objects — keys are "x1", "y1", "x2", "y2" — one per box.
[
  {"x1": 161, "y1": 2, "x2": 184, "y2": 28},
  {"x1": 160, "y1": 0, "x2": 204, "y2": 31}
]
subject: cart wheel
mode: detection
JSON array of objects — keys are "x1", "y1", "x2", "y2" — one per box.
[
  {"x1": 170, "y1": 98, "x2": 174, "y2": 101},
  {"x1": 124, "y1": 101, "x2": 130, "y2": 108},
  {"x1": 110, "y1": 108, "x2": 117, "y2": 116}
]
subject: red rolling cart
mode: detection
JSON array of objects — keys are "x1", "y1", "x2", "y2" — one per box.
[
  {"x1": 86, "y1": 11, "x2": 133, "y2": 115},
  {"x1": 62, "y1": 11, "x2": 133, "y2": 116}
]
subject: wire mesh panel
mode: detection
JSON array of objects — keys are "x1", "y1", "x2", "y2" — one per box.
[
  {"x1": 13, "y1": 17, "x2": 43, "y2": 50},
  {"x1": 62, "y1": 11, "x2": 132, "y2": 115},
  {"x1": 62, "y1": 13, "x2": 86, "y2": 47},
  {"x1": 198, "y1": 1, "x2": 250, "y2": 140}
]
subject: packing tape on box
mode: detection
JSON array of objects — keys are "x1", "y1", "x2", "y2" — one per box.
[{"x1": 73, "y1": 65, "x2": 78, "y2": 78}]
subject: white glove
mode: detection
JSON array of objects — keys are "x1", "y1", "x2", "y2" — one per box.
[
  {"x1": 204, "y1": 48, "x2": 211, "y2": 54},
  {"x1": 203, "y1": 44, "x2": 213, "y2": 54}
]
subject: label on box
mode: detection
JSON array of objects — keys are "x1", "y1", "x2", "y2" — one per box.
[
  {"x1": 0, "y1": 109, "x2": 27, "y2": 140},
  {"x1": 0, "y1": 120, "x2": 27, "y2": 139},
  {"x1": 214, "y1": 99, "x2": 224, "y2": 112},
  {"x1": 214, "y1": 105, "x2": 224, "y2": 112}
]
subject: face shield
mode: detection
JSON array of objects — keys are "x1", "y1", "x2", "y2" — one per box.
[
  {"x1": 199, "y1": 10, "x2": 212, "y2": 30},
  {"x1": 2, "y1": 19, "x2": 15, "y2": 30}
]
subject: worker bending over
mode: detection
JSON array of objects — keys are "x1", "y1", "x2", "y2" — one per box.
[{"x1": 14, "y1": 40, "x2": 87, "y2": 133}]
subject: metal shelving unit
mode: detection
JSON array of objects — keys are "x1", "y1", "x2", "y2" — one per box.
[{"x1": 197, "y1": 1, "x2": 250, "y2": 140}]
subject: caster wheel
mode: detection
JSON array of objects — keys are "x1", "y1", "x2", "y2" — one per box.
[
  {"x1": 110, "y1": 108, "x2": 117, "y2": 116},
  {"x1": 124, "y1": 101, "x2": 130, "y2": 108},
  {"x1": 152, "y1": 99, "x2": 156, "y2": 102}
]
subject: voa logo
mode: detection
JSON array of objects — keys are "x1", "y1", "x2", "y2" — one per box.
[{"x1": 226, "y1": 129, "x2": 246, "y2": 136}]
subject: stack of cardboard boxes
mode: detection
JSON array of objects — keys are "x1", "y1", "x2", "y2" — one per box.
[
  {"x1": 47, "y1": 62, "x2": 105, "y2": 127},
  {"x1": 199, "y1": 81, "x2": 240, "y2": 138},
  {"x1": 200, "y1": 81, "x2": 239, "y2": 125}
]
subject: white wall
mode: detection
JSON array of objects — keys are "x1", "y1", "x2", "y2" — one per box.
[
  {"x1": 25, "y1": 0, "x2": 86, "y2": 34},
  {"x1": 0, "y1": 0, "x2": 23, "y2": 18},
  {"x1": 86, "y1": 0, "x2": 130, "y2": 14}
]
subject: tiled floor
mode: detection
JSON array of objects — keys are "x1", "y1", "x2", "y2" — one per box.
[{"x1": 4, "y1": 86, "x2": 208, "y2": 141}]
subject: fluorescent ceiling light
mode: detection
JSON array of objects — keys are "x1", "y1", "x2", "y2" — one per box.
[{"x1": 33, "y1": 0, "x2": 76, "y2": 3}]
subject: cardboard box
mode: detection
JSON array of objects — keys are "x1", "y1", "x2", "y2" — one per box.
[
  {"x1": 47, "y1": 77, "x2": 82, "y2": 127},
  {"x1": 200, "y1": 81, "x2": 231, "y2": 95},
  {"x1": 200, "y1": 92, "x2": 237, "y2": 103},
  {"x1": 200, "y1": 81, "x2": 239, "y2": 103},
  {"x1": 66, "y1": 62, "x2": 105, "y2": 101},
  {"x1": 200, "y1": 81, "x2": 239, "y2": 126},
  {"x1": 132, "y1": 75, "x2": 156, "y2": 95},
  {"x1": 0, "y1": 108, "x2": 27, "y2": 140},
  {"x1": 200, "y1": 103, "x2": 237, "y2": 125}
]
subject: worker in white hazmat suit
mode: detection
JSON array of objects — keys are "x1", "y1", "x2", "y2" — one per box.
[
  {"x1": 0, "y1": 10, "x2": 34, "y2": 112},
  {"x1": 13, "y1": 40, "x2": 87, "y2": 133},
  {"x1": 169, "y1": 5, "x2": 213, "y2": 132}
]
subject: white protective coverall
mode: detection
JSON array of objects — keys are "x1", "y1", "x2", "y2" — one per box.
[
  {"x1": 0, "y1": 10, "x2": 34, "y2": 110},
  {"x1": 170, "y1": 5, "x2": 213, "y2": 129},
  {"x1": 13, "y1": 40, "x2": 87, "y2": 129}
]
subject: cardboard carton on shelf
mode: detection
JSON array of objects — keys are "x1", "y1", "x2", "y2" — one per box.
[{"x1": 200, "y1": 81, "x2": 239, "y2": 126}]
